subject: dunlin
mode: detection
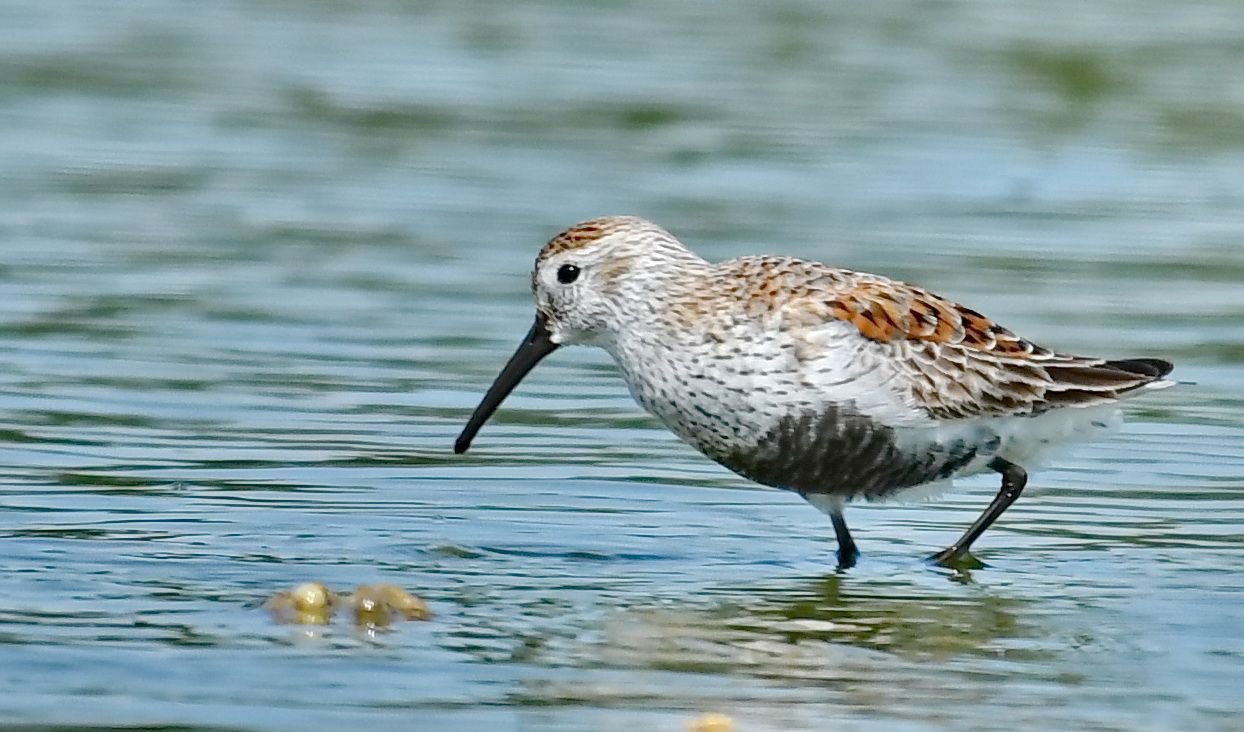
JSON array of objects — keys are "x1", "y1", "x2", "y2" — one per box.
[{"x1": 454, "y1": 216, "x2": 1174, "y2": 568}]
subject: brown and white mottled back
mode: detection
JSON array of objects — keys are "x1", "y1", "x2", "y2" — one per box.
[{"x1": 528, "y1": 216, "x2": 1173, "y2": 502}]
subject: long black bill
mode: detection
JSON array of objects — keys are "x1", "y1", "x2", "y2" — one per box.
[{"x1": 454, "y1": 313, "x2": 558, "y2": 454}]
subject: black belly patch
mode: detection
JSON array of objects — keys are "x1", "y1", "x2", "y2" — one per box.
[{"x1": 718, "y1": 404, "x2": 979, "y2": 500}]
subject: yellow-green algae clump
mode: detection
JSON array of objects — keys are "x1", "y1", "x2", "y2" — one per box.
[{"x1": 264, "y1": 582, "x2": 430, "y2": 628}]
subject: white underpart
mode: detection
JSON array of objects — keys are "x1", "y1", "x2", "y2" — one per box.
[
  {"x1": 804, "y1": 492, "x2": 846, "y2": 517},
  {"x1": 897, "y1": 403, "x2": 1123, "y2": 502}
]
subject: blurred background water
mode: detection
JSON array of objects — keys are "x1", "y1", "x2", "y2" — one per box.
[{"x1": 1, "y1": 1, "x2": 1242, "y2": 730}]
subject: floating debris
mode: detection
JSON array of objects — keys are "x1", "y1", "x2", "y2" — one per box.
[
  {"x1": 350, "y1": 583, "x2": 432, "y2": 625},
  {"x1": 263, "y1": 581, "x2": 337, "y2": 625},
  {"x1": 686, "y1": 713, "x2": 733, "y2": 732},
  {"x1": 264, "y1": 582, "x2": 430, "y2": 629},
  {"x1": 349, "y1": 584, "x2": 394, "y2": 628}
]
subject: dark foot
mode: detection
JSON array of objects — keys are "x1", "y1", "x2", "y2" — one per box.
[
  {"x1": 836, "y1": 545, "x2": 859, "y2": 570},
  {"x1": 928, "y1": 547, "x2": 986, "y2": 570}
]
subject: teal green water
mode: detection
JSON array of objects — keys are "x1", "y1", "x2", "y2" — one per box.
[{"x1": 2, "y1": 2, "x2": 1243, "y2": 730}]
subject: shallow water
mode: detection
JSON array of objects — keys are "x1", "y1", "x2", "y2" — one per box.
[{"x1": 2, "y1": 1, "x2": 1243, "y2": 730}]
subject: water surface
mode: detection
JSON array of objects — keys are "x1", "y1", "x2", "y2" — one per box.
[{"x1": 1, "y1": 2, "x2": 1243, "y2": 730}]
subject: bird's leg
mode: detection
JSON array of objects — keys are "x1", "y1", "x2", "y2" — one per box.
[
  {"x1": 931, "y1": 457, "x2": 1028, "y2": 567},
  {"x1": 830, "y1": 510, "x2": 859, "y2": 569}
]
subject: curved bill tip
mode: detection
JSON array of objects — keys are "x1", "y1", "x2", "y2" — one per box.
[{"x1": 454, "y1": 314, "x2": 557, "y2": 454}]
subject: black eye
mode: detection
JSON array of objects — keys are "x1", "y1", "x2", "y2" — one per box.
[{"x1": 557, "y1": 264, "x2": 580, "y2": 284}]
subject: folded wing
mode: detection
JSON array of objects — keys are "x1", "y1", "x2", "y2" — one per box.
[{"x1": 787, "y1": 275, "x2": 1173, "y2": 420}]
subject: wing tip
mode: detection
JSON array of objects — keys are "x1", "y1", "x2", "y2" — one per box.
[{"x1": 1103, "y1": 357, "x2": 1174, "y2": 380}]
